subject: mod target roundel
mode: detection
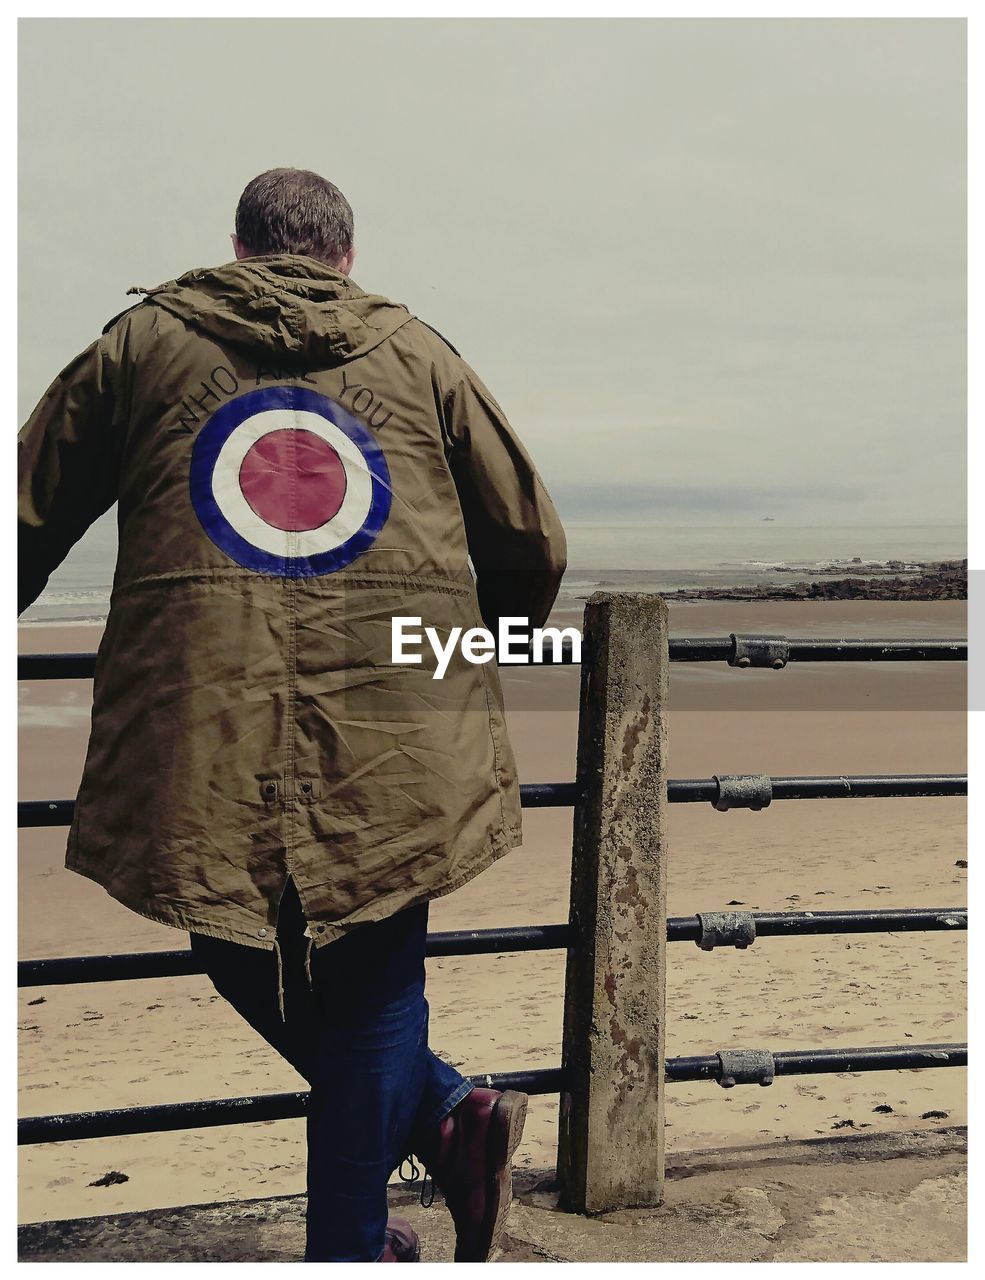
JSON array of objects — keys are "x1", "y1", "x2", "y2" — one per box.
[{"x1": 189, "y1": 386, "x2": 391, "y2": 576}]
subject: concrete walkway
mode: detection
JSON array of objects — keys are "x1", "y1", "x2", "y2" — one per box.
[{"x1": 18, "y1": 1126, "x2": 966, "y2": 1264}]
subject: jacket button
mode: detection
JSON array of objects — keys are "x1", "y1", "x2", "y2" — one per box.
[
  {"x1": 316, "y1": 925, "x2": 326, "y2": 934},
  {"x1": 258, "y1": 928, "x2": 268, "y2": 938},
  {"x1": 263, "y1": 783, "x2": 276, "y2": 798},
  {"x1": 300, "y1": 782, "x2": 312, "y2": 795}
]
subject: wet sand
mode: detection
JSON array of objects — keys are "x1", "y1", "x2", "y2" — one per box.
[{"x1": 18, "y1": 600, "x2": 967, "y2": 1224}]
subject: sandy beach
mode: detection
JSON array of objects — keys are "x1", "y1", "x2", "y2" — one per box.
[{"x1": 18, "y1": 600, "x2": 967, "y2": 1225}]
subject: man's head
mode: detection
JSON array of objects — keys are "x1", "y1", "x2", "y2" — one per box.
[{"x1": 232, "y1": 167, "x2": 356, "y2": 274}]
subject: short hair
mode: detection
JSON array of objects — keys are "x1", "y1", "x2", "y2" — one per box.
[{"x1": 234, "y1": 168, "x2": 354, "y2": 265}]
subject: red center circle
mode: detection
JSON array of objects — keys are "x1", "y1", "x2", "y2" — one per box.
[{"x1": 239, "y1": 429, "x2": 347, "y2": 532}]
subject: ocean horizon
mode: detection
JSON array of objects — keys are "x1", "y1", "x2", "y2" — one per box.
[{"x1": 18, "y1": 520, "x2": 967, "y2": 627}]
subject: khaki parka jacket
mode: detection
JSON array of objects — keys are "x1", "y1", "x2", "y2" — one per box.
[{"x1": 18, "y1": 255, "x2": 566, "y2": 951}]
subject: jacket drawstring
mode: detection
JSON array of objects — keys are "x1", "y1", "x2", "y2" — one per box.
[
  {"x1": 304, "y1": 934, "x2": 315, "y2": 992},
  {"x1": 273, "y1": 935, "x2": 286, "y2": 1023}
]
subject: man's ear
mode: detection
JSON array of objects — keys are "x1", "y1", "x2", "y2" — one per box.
[
  {"x1": 231, "y1": 234, "x2": 251, "y2": 260},
  {"x1": 340, "y1": 245, "x2": 356, "y2": 275}
]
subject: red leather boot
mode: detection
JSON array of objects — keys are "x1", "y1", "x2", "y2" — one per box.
[
  {"x1": 410, "y1": 1088, "x2": 527, "y2": 1262},
  {"x1": 381, "y1": 1215, "x2": 420, "y2": 1262}
]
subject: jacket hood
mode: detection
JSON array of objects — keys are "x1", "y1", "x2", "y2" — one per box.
[{"x1": 141, "y1": 255, "x2": 413, "y2": 364}]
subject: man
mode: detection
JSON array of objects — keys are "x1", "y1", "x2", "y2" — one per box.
[{"x1": 18, "y1": 167, "x2": 567, "y2": 1262}]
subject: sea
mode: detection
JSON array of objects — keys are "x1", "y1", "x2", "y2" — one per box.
[{"x1": 18, "y1": 519, "x2": 967, "y2": 627}]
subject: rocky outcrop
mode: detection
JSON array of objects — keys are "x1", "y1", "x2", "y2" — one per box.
[{"x1": 671, "y1": 561, "x2": 966, "y2": 603}]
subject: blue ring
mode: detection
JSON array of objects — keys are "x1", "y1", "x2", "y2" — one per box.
[{"x1": 189, "y1": 386, "x2": 391, "y2": 577}]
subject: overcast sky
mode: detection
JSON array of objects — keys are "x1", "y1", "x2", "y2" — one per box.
[{"x1": 19, "y1": 17, "x2": 966, "y2": 528}]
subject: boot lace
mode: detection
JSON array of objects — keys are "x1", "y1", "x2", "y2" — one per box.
[{"x1": 398, "y1": 1154, "x2": 435, "y2": 1208}]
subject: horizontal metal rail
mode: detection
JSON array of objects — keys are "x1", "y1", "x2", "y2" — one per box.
[
  {"x1": 665, "y1": 1042, "x2": 968, "y2": 1082},
  {"x1": 670, "y1": 637, "x2": 967, "y2": 664},
  {"x1": 19, "y1": 774, "x2": 968, "y2": 827},
  {"x1": 19, "y1": 653, "x2": 99, "y2": 680},
  {"x1": 672, "y1": 906, "x2": 968, "y2": 941},
  {"x1": 18, "y1": 1043, "x2": 966, "y2": 1145},
  {"x1": 17, "y1": 925, "x2": 573, "y2": 986},
  {"x1": 19, "y1": 909, "x2": 966, "y2": 987},
  {"x1": 668, "y1": 775, "x2": 968, "y2": 804},
  {"x1": 17, "y1": 1068, "x2": 562, "y2": 1146},
  {"x1": 17, "y1": 636, "x2": 969, "y2": 682}
]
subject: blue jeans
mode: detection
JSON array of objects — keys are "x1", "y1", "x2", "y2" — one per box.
[{"x1": 189, "y1": 876, "x2": 473, "y2": 1261}]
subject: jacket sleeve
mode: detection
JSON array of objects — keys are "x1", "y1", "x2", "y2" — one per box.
[
  {"x1": 442, "y1": 364, "x2": 567, "y2": 632},
  {"x1": 18, "y1": 336, "x2": 124, "y2": 615}
]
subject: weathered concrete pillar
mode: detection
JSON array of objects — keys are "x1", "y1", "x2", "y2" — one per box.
[{"x1": 556, "y1": 592, "x2": 670, "y2": 1214}]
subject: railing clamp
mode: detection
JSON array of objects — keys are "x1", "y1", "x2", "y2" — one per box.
[
  {"x1": 729, "y1": 634, "x2": 789, "y2": 669},
  {"x1": 716, "y1": 1049, "x2": 776, "y2": 1088},
  {"x1": 712, "y1": 774, "x2": 773, "y2": 811},
  {"x1": 696, "y1": 911, "x2": 757, "y2": 951}
]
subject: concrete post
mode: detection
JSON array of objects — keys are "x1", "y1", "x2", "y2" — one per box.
[{"x1": 556, "y1": 592, "x2": 670, "y2": 1214}]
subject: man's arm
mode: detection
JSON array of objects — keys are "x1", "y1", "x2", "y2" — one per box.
[
  {"x1": 441, "y1": 364, "x2": 567, "y2": 633},
  {"x1": 18, "y1": 335, "x2": 124, "y2": 615}
]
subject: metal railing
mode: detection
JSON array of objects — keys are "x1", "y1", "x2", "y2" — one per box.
[
  {"x1": 16, "y1": 635, "x2": 969, "y2": 681},
  {"x1": 18, "y1": 620, "x2": 967, "y2": 1215},
  {"x1": 18, "y1": 1042, "x2": 967, "y2": 1147},
  {"x1": 17, "y1": 907, "x2": 967, "y2": 990},
  {"x1": 18, "y1": 775, "x2": 968, "y2": 829}
]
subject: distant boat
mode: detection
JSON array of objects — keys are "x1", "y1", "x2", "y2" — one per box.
[{"x1": 762, "y1": 516, "x2": 775, "y2": 522}]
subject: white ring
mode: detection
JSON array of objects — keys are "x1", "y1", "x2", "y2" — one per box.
[{"x1": 210, "y1": 408, "x2": 374, "y2": 557}]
